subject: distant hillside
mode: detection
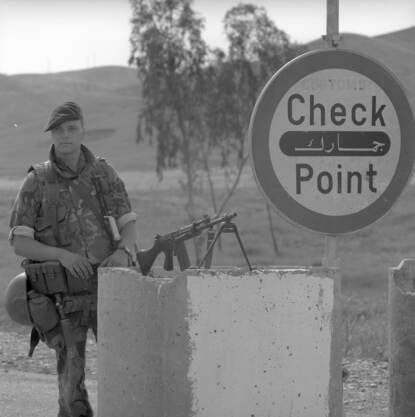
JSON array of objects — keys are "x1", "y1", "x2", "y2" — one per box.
[
  {"x1": 11, "y1": 66, "x2": 140, "y2": 97},
  {"x1": 0, "y1": 26, "x2": 414, "y2": 179},
  {"x1": 376, "y1": 26, "x2": 415, "y2": 54},
  {"x1": 307, "y1": 28, "x2": 415, "y2": 104},
  {"x1": 0, "y1": 66, "x2": 155, "y2": 178}
]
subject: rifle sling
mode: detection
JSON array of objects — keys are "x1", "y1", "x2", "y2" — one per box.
[
  {"x1": 46, "y1": 186, "x2": 62, "y2": 246},
  {"x1": 42, "y1": 166, "x2": 62, "y2": 246}
]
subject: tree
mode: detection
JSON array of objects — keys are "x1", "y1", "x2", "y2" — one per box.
[
  {"x1": 201, "y1": 3, "x2": 306, "y2": 254},
  {"x1": 129, "y1": 1, "x2": 306, "y2": 259},
  {"x1": 129, "y1": 0, "x2": 208, "y2": 222}
]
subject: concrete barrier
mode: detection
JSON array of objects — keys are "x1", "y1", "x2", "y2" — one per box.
[
  {"x1": 97, "y1": 267, "x2": 342, "y2": 417},
  {"x1": 389, "y1": 259, "x2": 415, "y2": 417}
]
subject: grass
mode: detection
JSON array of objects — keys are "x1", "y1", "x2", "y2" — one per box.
[
  {"x1": 342, "y1": 294, "x2": 388, "y2": 360},
  {"x1": 2, "y1": 173, "x2": 414, "y2": 360}
]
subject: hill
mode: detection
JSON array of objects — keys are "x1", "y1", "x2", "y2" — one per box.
[
  {"x1": 0, "y1": 26, "x2": 414, "y2": 178},
  {"x1": 0, "y1": 66, "x2": 155, "y2": 178},
  {"x1": 376, "y1": 26, "x2": 415, "y2": 54},
  {"x1": 307, "y1": 27, "x2": 415, "y2": 105}
]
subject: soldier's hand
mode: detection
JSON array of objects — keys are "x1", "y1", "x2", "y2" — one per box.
[{"x1": 58, "y1": 251, "x2": 94, "y2": 280}]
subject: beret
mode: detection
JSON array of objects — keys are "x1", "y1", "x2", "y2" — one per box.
[{"x1": 44, "y1": 101, "x2": 83, "y2": 132}]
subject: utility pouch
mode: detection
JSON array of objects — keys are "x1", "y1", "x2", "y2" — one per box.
[
  {"x1": 25, "y1": 261, "x2": 68, "y2": 295},
  {"x1": 66, "y1": 268, "x2": 97, "y2": 294},
  {"x1": 27, "y1": 290, "x2": 59, "y2": 333},
  {"x1": 25, "y1": 261, "x2": 97, "y2": 295}
]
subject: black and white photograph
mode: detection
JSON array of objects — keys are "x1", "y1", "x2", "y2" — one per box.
[{"x1": 0, "y1": 1, "x2": 414, "y2": 416}]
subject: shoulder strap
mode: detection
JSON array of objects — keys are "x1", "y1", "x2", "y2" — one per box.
[
  {"x1": 30, "y1": 162, "x2": 62, "y2": 246},
  {"x1": 93, "y1": 158, "x2": 110, "y2": 189}
]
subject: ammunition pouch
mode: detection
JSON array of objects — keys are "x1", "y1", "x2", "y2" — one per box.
[
  {"x1": 24, "y1": 261, "x2": 97, "y2": 295},
  {"x1": 27, "y1": 290, "x2": 97, "y2": 356},
  {"x1": 27, "y1": 290, "x2": 59, "y2": 333},
  {"x1": 23, "y1": 260, "x2": 98, "y2": 356}
]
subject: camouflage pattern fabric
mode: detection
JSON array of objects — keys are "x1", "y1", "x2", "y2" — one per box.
[
  {"x1": 45, "y1": 309, "x2": 97, "y2": 417},
  {"x1": 10, "y1": 144, "x2": 134, "y2": 417},
  {"x1": 9, "y1": 144, "x2": 133, "y2": 264}
]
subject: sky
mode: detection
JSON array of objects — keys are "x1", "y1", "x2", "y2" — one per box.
[{"x1": 0, "y1": 0, "x2": 413, "y2": 75}]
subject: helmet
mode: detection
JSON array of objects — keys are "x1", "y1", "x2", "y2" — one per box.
[{"x1": 4, "y1": 272, "x2": 32, "y2": 326}]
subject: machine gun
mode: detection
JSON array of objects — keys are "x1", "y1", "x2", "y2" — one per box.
[{"x1": 136, "y1": 212, "x2": 252, "y2": 275}]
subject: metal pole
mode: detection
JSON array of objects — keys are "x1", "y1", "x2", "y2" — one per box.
[
  {"x1": 322, "y1": 0, "x2": 340, "y2": 266},
  {"x1": 324, "y1": 0, "x2": 341, "y2": 48},
  {"x1": 389, "y1": 259, "x2": 415, "y2": 417},
  {"x1": 322, "y1": 235, "x2": 338, "y2": 268},
  {"x1": 323, "y1": 5, "x2": 342, "y2": 417}
]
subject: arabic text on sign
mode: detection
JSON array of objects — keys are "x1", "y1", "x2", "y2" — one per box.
[{"x1": 279, "y1": 131, "x2": 390, "y2": 157}]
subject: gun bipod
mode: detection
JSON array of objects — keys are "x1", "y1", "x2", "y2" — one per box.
[{"x1": 198, "y1": 219, "x2": 252, "y2": 271}]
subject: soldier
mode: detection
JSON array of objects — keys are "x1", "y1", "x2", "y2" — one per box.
[{"x1": 8, "y1": 101, "x2": 138, "y2": 417}]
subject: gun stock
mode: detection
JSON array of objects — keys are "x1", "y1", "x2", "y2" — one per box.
[
  {"x1": 137, "y1": 239, "x2": 175, "y2": 275},
  {"x1": 136, "y1": 245, "x2": 160, "y2": 275}
]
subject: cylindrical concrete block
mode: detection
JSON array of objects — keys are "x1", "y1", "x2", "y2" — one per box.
[
  {"x1": 98, "y1": 267, "x2": 342, "y2": 417},
  {"x1": 389, "y1": 259, "x2": 415, "y2": 417}
]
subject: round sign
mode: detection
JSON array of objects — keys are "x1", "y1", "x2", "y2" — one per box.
[{"x1": 249, "y1": 49, "x2": 415, "y2": 234}]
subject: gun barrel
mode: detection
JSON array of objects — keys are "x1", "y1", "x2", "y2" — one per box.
[
  {"x1": 165, "y1": 213, "x2": 237, "y2": 241},
  {"x1": 209, "y1": 212, "x2": 237, "y2": 227},
  {"x1": 170, "y1": 216, "x2": 211, "y2": 238}
]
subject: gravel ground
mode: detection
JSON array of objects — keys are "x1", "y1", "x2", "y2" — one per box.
[
  {"x1": 0, "y1": 330, "x2": 97, "y2": 378},
  {"x1": 0, "y1": 369, "x2": 97, "y2": 417},
  {"x1": 0, "y1": 330, "x2": 389, "y2": 416},
  {"x1": 343, "y1": 358, "x2": 389, "y2": 417}
]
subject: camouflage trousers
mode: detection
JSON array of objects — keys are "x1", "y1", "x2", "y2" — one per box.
[{"x1": 45, "y1": 307, "x2": 97, "y2": 417}]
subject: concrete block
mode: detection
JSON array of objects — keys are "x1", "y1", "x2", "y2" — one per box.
[
  {"x1": 98, "y1": 267, "x2": 342, "y2": 417},
  {"x1": 389, "y1": 259, "x2": 415, "y2": 417}
]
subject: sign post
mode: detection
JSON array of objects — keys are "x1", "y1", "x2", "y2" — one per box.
[
  {"x1": 323, "y1": 235, "x2": 338, "y2": 268},
  {"x1": 324, "y1": 0, "x2": 340, "y2": 265},
  {"x1": 325, "y1": 0, "x2": 341, "y2": 48}
]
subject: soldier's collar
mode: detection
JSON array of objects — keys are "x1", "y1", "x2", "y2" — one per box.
[{"x1": 49, "y1": 145, "x2": 96, "y2": 178}]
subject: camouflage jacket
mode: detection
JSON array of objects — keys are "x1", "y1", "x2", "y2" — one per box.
[{"x1": 9, "y1": 145, "x2": 136, "y2": 264}]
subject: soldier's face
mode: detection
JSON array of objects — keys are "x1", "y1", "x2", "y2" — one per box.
[{"x1": 51, "y1": 120, "x2": 84, "y2": 156}]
